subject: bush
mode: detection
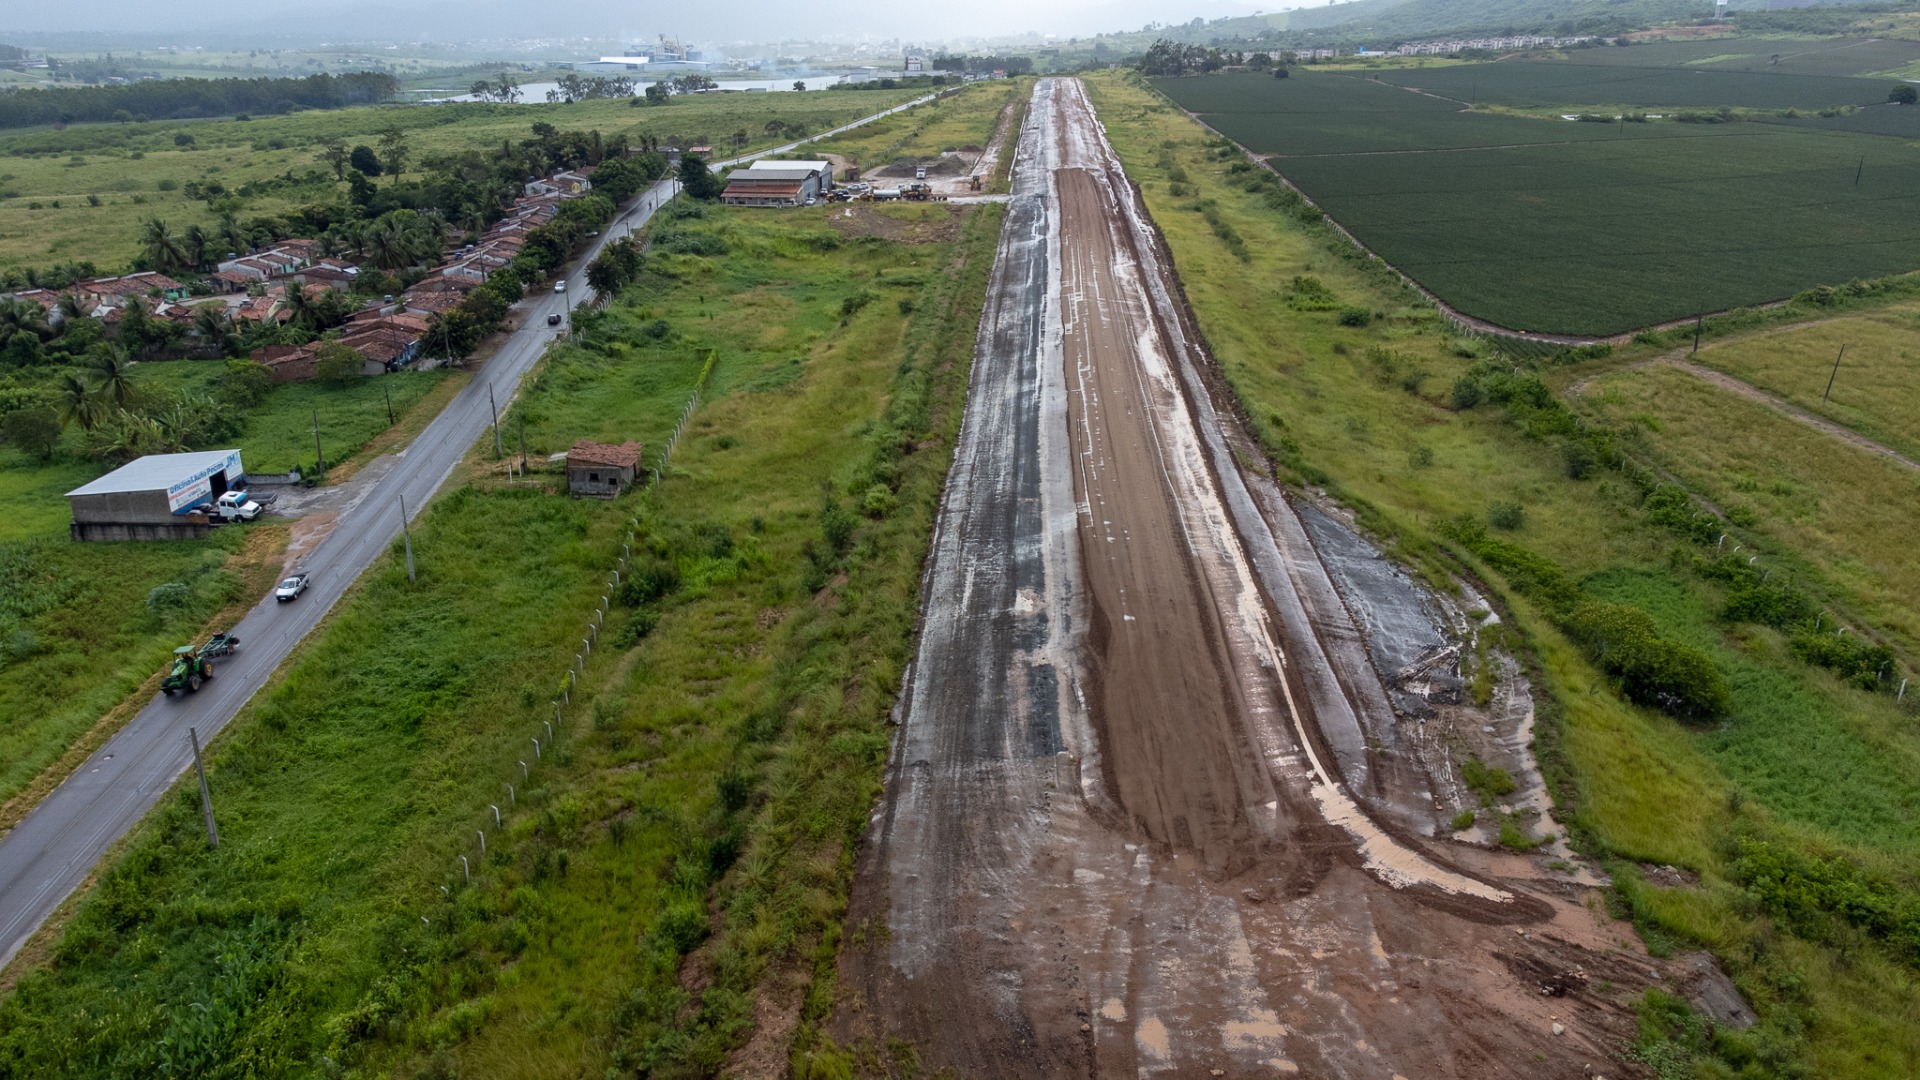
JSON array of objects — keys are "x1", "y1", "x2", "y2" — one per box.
[
  {"x1": 617, "y1": 557, "x2": 681, "y2": 607},
  {"x1": 1449, "y1": 376, "x2": 1484, "y2": 410},
  {"x1": 0, "y1": 406, "x2": 61, "y2": 460},
  {"x1": 1487, "y1": 501, "x2": 1525, "y2": 531},
  {"x1": 820, "y1": 497, "x2": 858, "y2": 555},
  {"x1": 1461, "y1": 755, "x2": 1516, "y2": 806},
  {"x1": 1789, "y1": 626, "x2": 1895, "y2": 689},
  {"x1": 1565, "y1": 601, "x2": 1729, "y2": 721},
  {"x1": 1336, "y1": 307, "x2": 1372, "y2": 326},
  {"x1": 146, "y1": 581, "x2": 193, "y2": 618}
]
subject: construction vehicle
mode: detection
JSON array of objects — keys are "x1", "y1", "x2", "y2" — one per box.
[
  {"x1": 901, "y1": 182, "x2": 936, "y2": 202},
  {"x1": 200, "y1": 631, "x2": 240, "y2": 658},
  {"x1": 161, "y1": 645, "x2": 217, "y2": 696},
  {"x1": 969, "y1": 174, "x2": 983, "y2": 192}
]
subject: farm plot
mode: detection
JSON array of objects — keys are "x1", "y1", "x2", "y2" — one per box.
[
  {"x1": 1553, "y1": 36, "x2": 1920, "y2": 77},
  {"x1": 1156, "y1": 72, "x2": 1920, "y2": 335},
  {"x1": 1372, "y1": 59, "x2": 1894, "y2": 110}
]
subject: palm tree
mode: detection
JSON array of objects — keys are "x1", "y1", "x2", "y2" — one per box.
[
  {"x1": 0, "y1": 297, "x2": 52, "y2": 341},
  {"x1": 56, "y1": 293, "x2": 85, "y2": 322},
  {"x1": 140, "y1": 218, "x2": 188, "y2": 275},
  {"x1": 281, "y1": 283, "x2": 313, "y2": 330},
  {"x1": 182, "y1": 225, "x2": 211, "y2": 272},
  {"x1": 91, "y1": 346, "x2": 138, "y2": 409},
  {"x1": 57, "y1": 373, "x2": 107, "y2": 431},
  {"x1": 216, "y1": 212, "x2": 248, "y2": 259},
  {"x1": 192, "y1": 304, "x2": 235, "y2": 357}
]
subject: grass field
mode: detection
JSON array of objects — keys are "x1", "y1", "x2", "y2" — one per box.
[
  {"x1": 1689, "y1": 302, "x2": 1920, "y2": 460},
  {"x1": 805, "y1": 78, "x2": 1028, "y2": 174},
  {"x1": 0, "y1": 85, "x2": 924, "y2": 273},
  {"x1": 0, "y1": 193, "x2": 1002, "y2": 1076},
  {"x1": 1090, "y1": 69, "x2": 1920, "y2": 1077},
  {"x1": 1153, "y1": 70, "x2": 1920, "y2": 335},
  {"x1": 133, "y1": 361, "x2": 448, "y2": 474}
]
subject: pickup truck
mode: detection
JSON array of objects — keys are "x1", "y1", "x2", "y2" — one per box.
[{"x1": 211, "y1": 490, "x2": 264, "y2": 522}]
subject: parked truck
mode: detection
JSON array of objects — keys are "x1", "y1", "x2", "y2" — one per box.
[{"x1": 211, "y1": 491, "x2": 264, "y2": 522}]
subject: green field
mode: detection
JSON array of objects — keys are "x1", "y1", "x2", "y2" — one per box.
[
  {"x1": 1552, "y1": 36, "x2": 1920, "y2": 78},
  {"x1": 1154, "y1": 70, "x2": 1920, "y2": 335},
  {"x1": 1092, "y1": 70, "x2": 1920, "y2": 1077},
  {"x1": 0, "y1": 194, "x2": 1001, "y2": 1077},
  {"x1": 1373, "y1": 56, "x2": 1902, "y2": 109},
  {"x1": 0, "y1": 85, "x2": 924, "y2": 273}
]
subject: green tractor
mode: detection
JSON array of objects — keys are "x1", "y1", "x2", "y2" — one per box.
[{"x1": 161, "y1": 645, "x2": 216, "y2": 696}]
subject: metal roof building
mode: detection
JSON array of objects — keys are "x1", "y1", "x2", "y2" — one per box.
[
  {"x1": 66, "y1": 449, "x2": 246, "y2": 542},
  {"x1": 723, "y1": 160, "x2": 835, "y2": 207}
]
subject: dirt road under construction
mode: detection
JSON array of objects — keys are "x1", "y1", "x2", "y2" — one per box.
[{"x1": 837, "y1": 79, "x2": 1682, "y2": 1078}]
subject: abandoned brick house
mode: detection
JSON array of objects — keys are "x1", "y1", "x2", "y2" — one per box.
[{"x1": 566, "y1": 439, "x2": 645, "y2": 498}]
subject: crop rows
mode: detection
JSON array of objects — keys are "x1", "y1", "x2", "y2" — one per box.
[{"x1": 1156, "y1": 72, "x2": 1920, "y2": 335}]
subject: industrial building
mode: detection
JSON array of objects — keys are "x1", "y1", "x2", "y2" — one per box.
[
  {"x1": 721, "y1": 159, "x2": 835, "y2": 207},
  {"x1": 65, "y1": 449, "x2": 246, "y2": 542}
]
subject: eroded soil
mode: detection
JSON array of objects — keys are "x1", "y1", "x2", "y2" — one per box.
[{"x1": 836, "y1": 78, "x2": 1682, "y2": 1078}]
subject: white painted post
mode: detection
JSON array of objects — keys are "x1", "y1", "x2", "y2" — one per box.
[
  {"x1": 507, "y1": 783, "x2": 516, "y2": 806},
  {"x1": 545, "y1": 720, "x2": 553, "y2": 741},
  {"x1": 477, "y1": 830, "x2": 486, "y2": 855},
  {"x1": 491, "y1": 804, "x2": 501, "y2": 826},
  {"x1": 532, "y1": 737, "x2": 541, "y2": 761},
  {"x1": 461, "y1": 855, "x2": 470, "y2": 882},
  {"x1": 520, "y1": 760, "x2": 529, "y2": 780}
]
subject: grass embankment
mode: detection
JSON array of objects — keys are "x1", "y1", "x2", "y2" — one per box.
[
  {"x1": 0, "y1": 85, "x2": 923, "y2": 272},
  {"x1": 806, "y1": 78, "x2": 1029, "y2": 175},
  {"x1": 1088, "y1": 70, "x2": 1920, "y2": 1078},
  {"x1": 0, "y1": 197, "x2": 1002, "y2": 1078},
  {"x1": 1582, "y1": 363, "x2": 1920, "y2": 652}
]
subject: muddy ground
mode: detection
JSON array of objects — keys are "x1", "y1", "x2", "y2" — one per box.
[{"x1": 835, "y1": 78, "x2": 1706, "y2": 1078}]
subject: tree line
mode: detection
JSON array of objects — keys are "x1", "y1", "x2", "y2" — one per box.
[{"x1": 0, "y1": 71, "x2": 396, "y2": 130}]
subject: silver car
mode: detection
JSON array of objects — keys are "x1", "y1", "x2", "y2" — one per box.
[{"x1": 274, "y1": 572, "x2": 311, "y2": 602}]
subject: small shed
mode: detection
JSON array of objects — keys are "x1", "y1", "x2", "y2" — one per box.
[{"x1": 566, "y1": 439, "x2": 645, "y2": 498}]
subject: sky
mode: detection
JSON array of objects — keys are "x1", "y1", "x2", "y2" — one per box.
[{"x1": 6, "y1": 0, "x2": 1284, "y2": 47}]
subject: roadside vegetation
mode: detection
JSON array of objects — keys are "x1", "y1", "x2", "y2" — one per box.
[
  {"x1": 0, "y1": 184, "x2": 1002, "y2": 1077},
  {"x1": 1090, "y1": 69, "x2": 1920, "y2": 1078}
]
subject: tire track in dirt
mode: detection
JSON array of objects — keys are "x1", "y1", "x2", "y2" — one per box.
[{"x1": 836, "y1": 78, "x2": 1676, "y2": 1079}]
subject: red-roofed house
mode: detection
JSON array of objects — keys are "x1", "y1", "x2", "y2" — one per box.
[{"x1": 566, "y1": 439, "x2": 645, "y2": 498}]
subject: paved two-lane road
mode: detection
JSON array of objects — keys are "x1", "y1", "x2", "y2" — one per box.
[{"x1": 0, "y1": 91, "x2": 940, "y2": 968}]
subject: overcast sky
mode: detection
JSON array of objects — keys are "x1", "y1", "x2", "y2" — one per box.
[{"x1": 8, "y1": 0, "x2": 1281, "y2": 47}]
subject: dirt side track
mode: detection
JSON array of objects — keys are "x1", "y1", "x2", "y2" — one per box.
[{"x1": 837, "y1": 79, "x2": 1668, "y2": 1079}]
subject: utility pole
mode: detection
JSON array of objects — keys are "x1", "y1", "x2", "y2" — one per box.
[
  {"x1": 312, "y1": 408, "x2": 324, "y2": 475},
  {"x1": 518, "y1": 412, "x2": 527, "y2": 472},
  {"x1": 489, "y1": 384, "x2": 503, "y2": 459},
  {"x1": 1692, "y1": 308, "x2": 1704, "y2": 355},
  {"x1": 189, "y1": 727, "x2": 218, "y2": 849},
  {"x1": 384, "y1": 381, "x2": 394, "y2": 426},
  {"x1": 1823, "y1": 344, "x2": 1846, "y2": 404},
  {"x1": 1855, "y1": 156, "x2": 1864, "y2": 187},
  {"x1": 400, "y1": 494, "x2": 416, "y2": 582}
]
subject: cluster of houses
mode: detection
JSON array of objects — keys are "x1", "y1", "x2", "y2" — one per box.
[
  {"x1": 442, "y1": 168, "x2": 594, "y2": 284},
  {"x1": 3, "y1": 167, "x2": 599, "y2": 383},
  {"x1": 1365, "y1": 35, "x2": 1595, "y2": 57}
]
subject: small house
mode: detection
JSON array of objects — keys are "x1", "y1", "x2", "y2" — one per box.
[{"x1": 567, "y1": 439, "x2": 645, "y2": 498}]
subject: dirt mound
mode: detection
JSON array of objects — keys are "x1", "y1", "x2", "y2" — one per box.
[
  {"x1": 823, "y1": 204, "x2": 964, "y2": 244},
  {"x1": 869, "y1": 155, "x2": 968, "y2": 178}
]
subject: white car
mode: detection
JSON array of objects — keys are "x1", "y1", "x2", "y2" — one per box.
[
  {"x1": 274, "y1": 572, "x2": 311, "y2": 602},
  {"x1": 554, "y1": 280, "x2": 567, "y2": 293}
]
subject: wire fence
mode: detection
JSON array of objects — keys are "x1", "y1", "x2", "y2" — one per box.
[{"x1": 424, "y1": 345, "x2": 721, "y2": 924}]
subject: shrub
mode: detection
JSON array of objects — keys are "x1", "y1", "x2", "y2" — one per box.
[
  {"x1": 617, "y1": 557, "x2": 681, "y2": 607},
  {"x1": 1565, "y1": 601, "x2": 1729, "y2": 720},
  {"x1": 820, "y1": 497, "x2": 858, "y2": 555},
  {"x1": 1720, "y1": 581, "x2": 1813, "y2": 629},
  {"x1": 1789, "y1": 626, "x2": 1895, "y2": 689},
  {"x1": 1285, "y1": 274, "x2": 1339, "y2": 311},
  {"x1": 1449, "y1": 376, "x2": 1484, "y2": 410},
  {"x1": 1487, "y1": 501, "x2": 1525, "y2": 531},
  {"x1": 146, "y1": 581, "x2": 193, "y2": 618},
  {"x1": 1461, "y1": 755, "x2": 1516, "y2": 805},
  {"x1": 1336, "y1": 307, "x2": 1372, "y2": 326}
]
